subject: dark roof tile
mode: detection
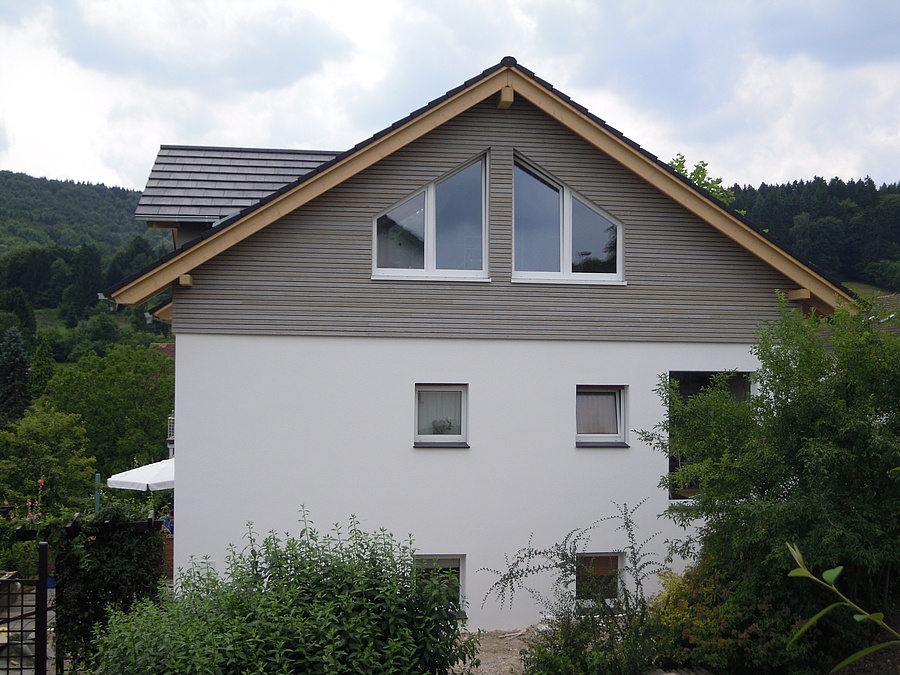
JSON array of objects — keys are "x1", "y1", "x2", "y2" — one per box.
[{"x1": 135, "y1": 146, "x2": 339, "y2": 222}]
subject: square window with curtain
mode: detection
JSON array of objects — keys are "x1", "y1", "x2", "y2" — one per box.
[
  {"x1": 668, "y1": 371, "x2": 751, "y2": 499},
  {"x1": 415, "y1": 384, "x2": 468, "y2": 447},
  {"x1": 576, "y1": 385, "x2": 627, "y2": 447},
  {"x1": 575, "y1": 553, "x2": 620, "y2": 600}
]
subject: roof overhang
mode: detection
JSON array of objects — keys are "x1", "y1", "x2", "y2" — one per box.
[{"x1": 109, "y1": 60, "x2": 855, "y2": 315}]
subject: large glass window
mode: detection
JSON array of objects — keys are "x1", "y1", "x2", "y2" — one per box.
[
  {"x1": 514, "y1": 159, "x2": 622, "y2": 281},
  {"x1": 375, "y1": 158, "x2": 486, "y2": 278}
]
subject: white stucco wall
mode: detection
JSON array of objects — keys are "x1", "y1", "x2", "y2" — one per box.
[{"x1": 173, "y1": 333, "x2": 758, "y2": 629}]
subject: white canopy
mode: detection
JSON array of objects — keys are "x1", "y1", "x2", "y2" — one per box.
[{"x1": 107, "y1": 458, "x2": 175, "y2": 491}]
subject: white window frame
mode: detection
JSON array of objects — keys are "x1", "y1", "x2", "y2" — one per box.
[
  {"x1": 575, "y1": 385, "x2": 628, "y2": 447},
  {"x1": 414, "y1": 384, "x2": 469, "y2": 448},
  {"x1": 373, "y1": 156, "x2": 489, "y2": 281},
  {"x1": 512, "y1": 156, "x2": 624, "y2": 285}
]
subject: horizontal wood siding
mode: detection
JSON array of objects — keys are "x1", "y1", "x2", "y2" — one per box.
[{"x1": 173, "y1": 97, "x2": 798, "y2": 342}]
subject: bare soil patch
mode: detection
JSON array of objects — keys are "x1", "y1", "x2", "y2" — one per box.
[{"x1": 465, "y1": 628, "x2": 533, "y2": 675}]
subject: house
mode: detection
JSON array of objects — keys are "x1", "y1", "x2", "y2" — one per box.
[{"x1": 105, "y1": 57, "x2": 853, "y2": 629}]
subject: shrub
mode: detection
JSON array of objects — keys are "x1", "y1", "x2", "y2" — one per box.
[
  {"x1": 54, "y1": 504, "x2": 164, "y2": 664},
  {"x1": 484, "y1": 502, "x2": 673, "y2": 675},
  {"x1": 88, "y1": 514, "x2": 480, "y2": 674}
]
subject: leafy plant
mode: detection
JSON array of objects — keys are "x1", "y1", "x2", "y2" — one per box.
[
  {"x1": 88, "y1": 513, "x2": 480, "y2": 674},
  {"x1": 636, "y1": 300, "x2": 900, "y2": 672},
  {"x1": 483, "y1": 502, "x2": 671, "y2": 675},
  {"x1": 53, "y1": 504, "x2": 164, "y2": 664},
  {"x1": 788, "y1": 543, "x2": 900, "y2": 672}
]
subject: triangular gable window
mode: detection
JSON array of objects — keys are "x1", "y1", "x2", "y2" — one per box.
[
  {"x1": 374, "y1": 157, "x2": 487, "y2": 279},
  {"x1": 513, "y1": 157, "x2": 624, "y2": 284}
]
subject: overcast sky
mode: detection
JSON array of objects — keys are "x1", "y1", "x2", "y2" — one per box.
[{"x1": 1, "y1": 1, "x2": 898, "y2": 191}]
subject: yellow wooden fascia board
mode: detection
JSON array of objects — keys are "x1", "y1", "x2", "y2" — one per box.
[
  {"x1": 152, "y1": 302, "x2": 172, "y2": 323},
  {"x1": 507, "y1": 73, "x2": 853, "y2": 312},
  {"x1": 112, "y1": 69, "x2": 515, "y2": 306}
]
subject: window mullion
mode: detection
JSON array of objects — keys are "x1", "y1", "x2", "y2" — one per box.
[
  {"x1": 561, "y1": 187, "x2": 571, "y2": 274},
  {"x1": 425, "y1": 185, "x2": 436, "y2": 272}
]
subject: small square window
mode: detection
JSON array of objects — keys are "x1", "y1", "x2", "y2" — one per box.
[
  {"x1": 576, "y1": 386, "x2": 627, "y2": 447},
  {"x1": 415, "y1": 384, "x2": 468, "y2": 447},
  {"x1": 575, "y1": 553, "x2": 620, "y2": 600}
]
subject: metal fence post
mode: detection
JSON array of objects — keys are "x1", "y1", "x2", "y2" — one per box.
[{"x1": 35, "y1": 541, "x2": 48, "y2": 675}]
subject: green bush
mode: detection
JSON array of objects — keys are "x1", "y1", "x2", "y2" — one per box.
[
  {"x1": 54, "y1": 504, "x2": 164, "y2": 664},
  {"x1": 88, "y1": 515, "x2": 480, "y2": 674},
  {"x1": 652, "y1": 556, "x2": 809, "y2": 674},
  {"x1": 485, "y1": 502, "x2": 673, "y2": 675}
]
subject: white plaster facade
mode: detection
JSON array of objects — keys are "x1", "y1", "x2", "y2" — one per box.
[{"x1": 174, "y1": 333, "x2": 758, "y2": 629}]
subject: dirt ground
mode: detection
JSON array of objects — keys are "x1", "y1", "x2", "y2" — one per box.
[
  {"x1": 465, "y1": 627, "x2": 900, "y2": 674},
  {"x1": 465, "y1": 628, "x2": 532, "y2": 674}
]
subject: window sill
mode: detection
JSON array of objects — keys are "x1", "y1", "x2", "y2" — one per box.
[
  {"x1": 373, "y1": 273, "x2": 491, "y2": 282},
  {"x1": 575, "y1": 441, "x2": 630, "y2": 448},
  {"x1": 414, "y1": 442, "x2": 470, "y2": 449},
  {"x1": 511, "y1": 275, "x2": 626, "y2": 286}
]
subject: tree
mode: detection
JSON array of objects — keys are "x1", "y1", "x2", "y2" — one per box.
[
  {"x1": 640, "y1": 301, "x2": 900, "y2": 672},
  {"x1": 668, "y1": 153, "x2": 735, "y2": 206},
  {"x1": 29, "y1": 336, "x2": 56, "y2": 397},
  {"x1": 44, "y1": 344, "x2": 174, "y2": 477},
  {"x1": 0, "y1": 401, "x2": 95, "y2": 513},
  {"x1": 0, "y1": 287, "x2": 36, "y2": 337},
  {"x1": 0, "y1": 326, "x2": 31, "y2": 425},
  {"x1": 788, "y1": 213, "x2": 845, "y2": 276}
]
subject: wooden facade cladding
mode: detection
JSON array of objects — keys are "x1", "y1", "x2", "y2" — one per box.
[{"x1": 171, "y1": 98, "x2": 799, "y2": 343}]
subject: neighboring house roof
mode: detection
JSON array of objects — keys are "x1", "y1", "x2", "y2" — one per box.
[
  {"x1": 136, "y1": 145, "x2": 339, "y2": 225},
  {"x1": 107, "y1": 56, "x2": 855, "y2": 315}
]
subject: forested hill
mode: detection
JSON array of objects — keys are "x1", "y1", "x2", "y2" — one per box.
[
  {"x1": 0, "y1": 170, "x2": 170, "y2": 257},
  {"x1": 731, "y1": 177, "x2": 900, "y2": 291},
  {"x1": 0, "y1": 171, "x2": 170, "y2": 333}
]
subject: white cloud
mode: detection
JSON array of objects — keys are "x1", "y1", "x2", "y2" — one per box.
[{"x1": 0, "y1": 0, "x2": 898, "y2": 190}]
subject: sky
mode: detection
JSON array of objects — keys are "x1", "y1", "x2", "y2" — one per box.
[{"x1": 0, "y1": 0, "x2": 898, "y2": 192}]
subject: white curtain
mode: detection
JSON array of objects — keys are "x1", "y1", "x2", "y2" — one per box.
[
  {"x1": 417, "y1": 390, "x2": 461, "y2": 435},
  {"x1": 576, "y1": 390, "x2": 618, "y2": 434}
]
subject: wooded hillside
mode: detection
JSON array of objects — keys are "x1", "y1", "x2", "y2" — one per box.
[{"x1": 731, "y1": 177, "x2": 900, "y2": 290}]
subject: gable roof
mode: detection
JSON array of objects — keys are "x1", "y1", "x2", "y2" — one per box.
[
  {"x1": 137, "y1": 145, "x2": 338, "y2": 225},
  {"x1": 107, "y1": 56, "x2": 855, "y2": 315}
]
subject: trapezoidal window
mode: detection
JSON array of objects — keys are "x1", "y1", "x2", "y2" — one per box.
[
  {"x1": 513, "y1": 158, "x2": 622, "y2": 283},
  {"x1": 374, "y1": 157, "x2": 487, "y2": 279}
]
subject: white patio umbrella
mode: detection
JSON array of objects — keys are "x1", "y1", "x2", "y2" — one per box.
[{"x1": 107, "y1": 458, "x2": 175, "y2": 491}]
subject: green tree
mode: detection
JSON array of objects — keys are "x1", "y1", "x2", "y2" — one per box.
[
  {"x1": 0, "y1": 326, "x2": 31, "y2": 425},
  {"x1": 0, "y1": 401, "x2": 95, "y2": 513},
  {"x1": 44, "y1": 344, "x2": 174, "y2": 477},
  {"x1": 668, "y1": 153, "x2": 735, "y2": 206},
  {"x1": 29, "y1": 336, "x2": 56, "y2": 397},
  {"x1": 0, "y1": 287, "x2": 36, "y2": 337},
  {"x1": 640, "y1": 301, "x2": 900, "y2": 672},
  {"x1": 61, "y1": 242, "x2": 103, "y2": 325}
]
